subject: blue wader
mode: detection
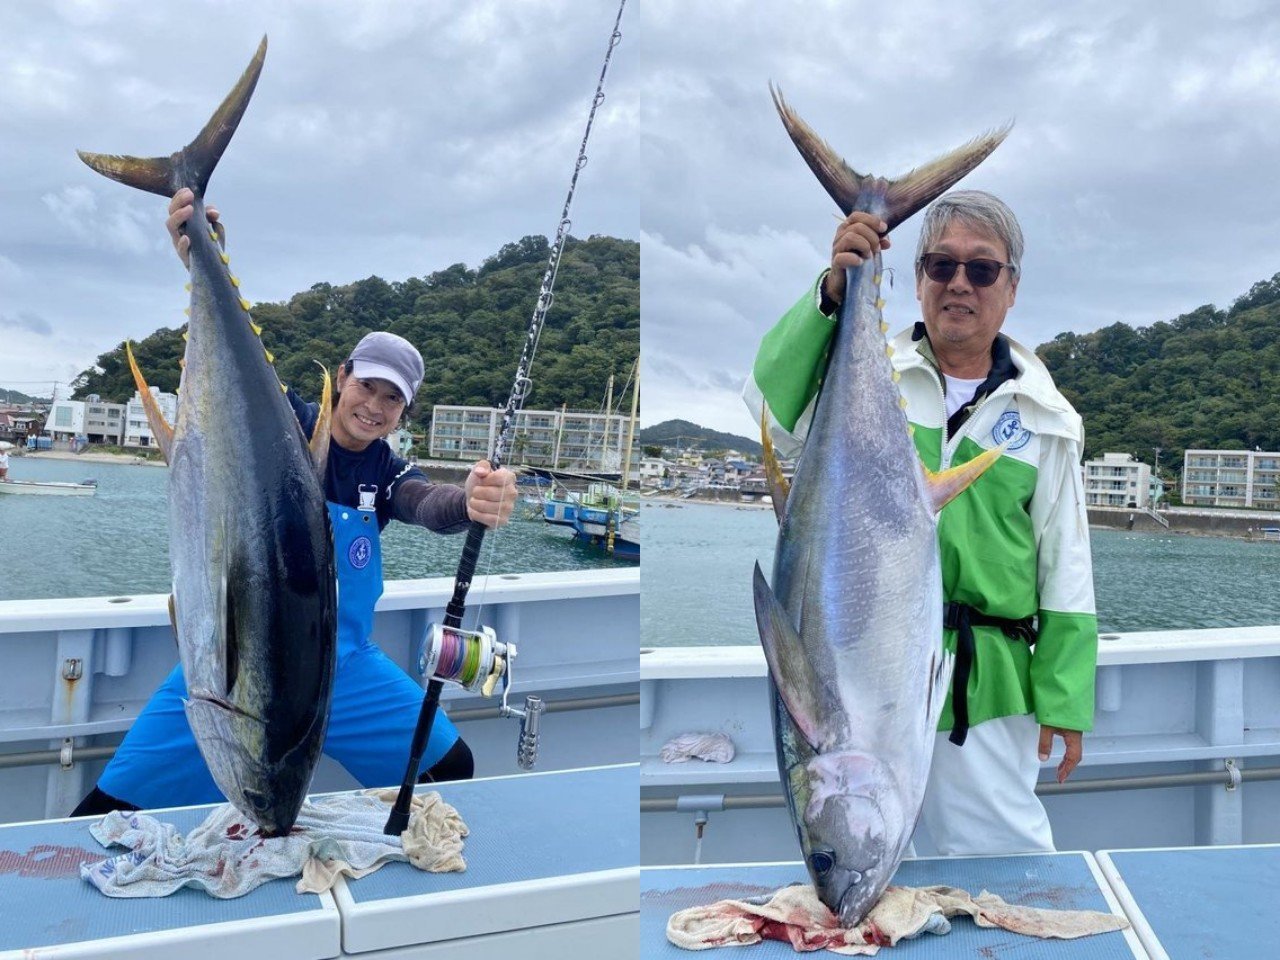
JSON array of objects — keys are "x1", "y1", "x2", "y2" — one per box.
[{"x1": 98, "y1": 502, "x2": 460, "y2": 809}]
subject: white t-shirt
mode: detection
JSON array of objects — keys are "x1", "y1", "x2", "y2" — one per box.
[{"x1": 943, "y1": 374, "x2": 986, "y2": 420}]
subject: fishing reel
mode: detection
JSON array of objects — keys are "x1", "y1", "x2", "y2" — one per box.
[{"x1": 418, "y1": 624, "x2": 544, "y2": 770}]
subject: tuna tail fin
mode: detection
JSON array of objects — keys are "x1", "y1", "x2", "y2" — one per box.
[
  {"x1": 752, "y1": 562, "x2": 824, "y2": 750},
  {"x1": 77, "y1": 36, "x2": 268, "y2": 198},
  {"x1": 125, "y1": 341, "x2": 175, "y2": 463},
  {"x1": 770, "y1": 83, "x2": 1011, "y2": 230},
  {"x1": 921, "y1": 442, "x2": 1006, "y2": 515},
  {"x1": 760, "y1": 402, "x2": 790, "y2": 524},
  {"x1": 309, "y1": 362, "x2": 333, "y2": 476}
]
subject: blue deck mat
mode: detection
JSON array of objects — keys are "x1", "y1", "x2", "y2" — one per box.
[
  {"x1": 1106, "y1": 847, "x2": 1280, "y2": 960},
  {"x1": 0, "y1": 805, "x2": 325, "y2": 952},
  {"x1": 642, "y1": 856, "x2": 1135, "y2": 958},
  {"x1": 346, "y1": 764, "x2": 638, "y2": 903}
]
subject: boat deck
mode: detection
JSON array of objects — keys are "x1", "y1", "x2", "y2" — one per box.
[
  {"x1": 642, "y1": 853, "x2": 1146, "y2": 958},
  {"x1": 1, "y1": 764, "x2": 639, "y2": 959}
]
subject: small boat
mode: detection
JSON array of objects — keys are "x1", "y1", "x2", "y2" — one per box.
[{"x1": 0, "y1": 479, "x2": 97, "y2": 497}]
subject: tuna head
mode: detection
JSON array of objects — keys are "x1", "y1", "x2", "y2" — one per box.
[
  {"x1": 799, "y1": 751, "x2": 906, "y2": 928},
  {"x1": 186, "y1": 695, "x2": 323, "y2": 837}
]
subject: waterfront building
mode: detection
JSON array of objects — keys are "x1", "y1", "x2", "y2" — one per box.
[
  {"x1": 45, "y1": 395, "x2": 127, "y2": 447},
  {"x1": 428, "y1": 404, "x2": 636, "y2": 471},
  {"x1": 123, "y1": 387, "x2": 178, "y2": 449},
  {"x1": 1083, "y1": 452, "x2": 1153, "y2": 508},
  {"x1": 1182, "y1": 448, "x2": 1280, "y2": 508}
]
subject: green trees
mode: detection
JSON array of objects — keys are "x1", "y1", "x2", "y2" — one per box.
[
  {"x1": 1038, "y1": 271, "x2": 1280, "y2": 478},
  {"x1": 72, "y1": 235, "x2": 639, "y2": 433}
]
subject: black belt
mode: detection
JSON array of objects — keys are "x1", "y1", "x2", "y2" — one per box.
[{"x1": 943, "y1": 602, "x2": 1037, "y2": 747}]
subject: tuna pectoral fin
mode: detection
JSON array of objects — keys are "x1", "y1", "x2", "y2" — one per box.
[
  {"x1": 753, "y1": 562, "x2": 822, "y2": 749},
  {"x1": 770, "y1": 84, "x2": 1011, "y2": 231},
  {"x1": 77, "y1": 36, "x2": 267, "y2": 198},
  {"x1": 309, "y1": 363, "x2": 333, "y2": 475},
  {"x1": 922, "y1": 444, "x2": 1006, "y2": 514},
  {"x1": 760, "y1": 403, "x2": 789, "y2": 523},
  {"x1": 125, "y1": 342, "x2": 174, "y2": 463}
]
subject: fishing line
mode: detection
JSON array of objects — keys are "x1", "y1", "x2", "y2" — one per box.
[{"x1": 385, "y1": 0, "x2": 628, "y2": 835}]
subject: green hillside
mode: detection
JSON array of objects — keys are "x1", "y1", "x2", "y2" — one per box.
[
  {"x1": 70, "y1": 234, "x2": 638, "y2": 432},
  {"x1": 1038, "y1": 272, "x2": 1280, "y2": 475},
  {"x1": 640, "y1": 419, "x2": 762, "y2": 458}
]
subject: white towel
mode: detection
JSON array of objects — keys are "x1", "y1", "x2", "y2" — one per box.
[
  {"x1": 661, "y1": 732, "x2": 736, "y2": 763},
  {"x1": 81, "y1": 789, "x2": 467, "y2": 899},
  {"x1": 667, "y1": 882, "x2": 1129, "y2": 955}
]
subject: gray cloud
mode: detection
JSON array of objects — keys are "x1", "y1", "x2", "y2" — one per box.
[
  {"x1": 0, "y1": 311, "x2": 52, "y2": 335},
  {"x1": 0, "y1": 0, "x2": 638, "y2": 394},
  {"x1": 638, "y1": 0, "x2": 1280, "y2": 434}
]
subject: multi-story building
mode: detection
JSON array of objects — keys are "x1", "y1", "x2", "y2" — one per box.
[
  {"x1": 1182, "y1": 449, "x2": 1280, "y2": 508},
  {"x1": 123, "y1": 387, "x2": 179, "y2": 449},
  {"x1": 45, "y1": 394, "x2": 128, "y2": 447},
  {"x1": 1083, "y1": 452, "x2": 1152, "y2": 508},
  {"x1": 429, "y1": 405, "x2": 637, "y2": 472}
]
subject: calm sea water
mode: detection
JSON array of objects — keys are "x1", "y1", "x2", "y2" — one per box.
[
  {"x1": 640, "y1": 499, "x2": 1280, "y2": 646},
  {"x1": 0, "y1": 457, "x2": 634, "y2": 602}
]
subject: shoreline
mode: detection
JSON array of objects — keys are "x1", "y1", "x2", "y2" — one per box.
[{"x1": 14, "y1": 450, "x2": 165, "y2": 467}]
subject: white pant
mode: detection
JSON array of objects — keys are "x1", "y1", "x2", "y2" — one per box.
[{"x1": 914, "y1": 713, "x2": 1054, "y2": 856}]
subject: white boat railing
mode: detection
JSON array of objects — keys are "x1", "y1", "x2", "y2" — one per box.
[
  {"x1": 0, "y1": 569, "x2": 640, "y2": 824},
  {"x1": 640, "y1": 625, "x2": 1280, "y2": 864}
]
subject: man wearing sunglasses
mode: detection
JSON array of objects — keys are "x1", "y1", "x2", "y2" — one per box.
[{"x1": 744, "y1": 190, "x2": 1096, "y2": 858}]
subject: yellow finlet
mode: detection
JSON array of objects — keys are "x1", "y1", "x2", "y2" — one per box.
[
  {"x1": 125, "y1": 340, "x2": 175, "y2": 464},
  {"x1": 899, "y1": 396, "x2": 908, "y2": 409},
  {"x1": 220, "y1": 252, "x2": 230, "y2": 265},
  {"x1": 183, "y1": 308, "x2": 190, "y2": 317},
  {"x1": 875, "y1": 298, "x2": 885, "y2": 309},
  {"x1": 239, "y1": 297, "x2": 251, "y2": 311},
  {"x1": 229, "y1": 275, "x2": 240, "y2": 288},
  {"x1": 891, "y1": 370, "x2": 901, "y2": 382},
  {"x1": 250, "y1": 321, "x2": 262, "y2": 336},
  {"x1": 182, "y1": 331, "x2": 189, "y2": 341},
  {"x1": 184, "y1": 282, "x2": 192, "y2": 292},
  {"x1": 263, "y1": 348, "x2": 274, "y2": 364},
  {"x1": 922, "y1": 443, "x2": 1007, "y2": 515}
]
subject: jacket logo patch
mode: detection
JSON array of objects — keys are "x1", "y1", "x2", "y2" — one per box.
[
  {"x1": 348, "y1": 537, "x2": 373, "y2": 570},
  {"x1": 992, "y1": 411, "x2": 1033, "y2": 451}
]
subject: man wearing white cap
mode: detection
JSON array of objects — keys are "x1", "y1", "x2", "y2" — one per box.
[{"x1": 71, "y1": 192, "x2": 517, "y2": 819}]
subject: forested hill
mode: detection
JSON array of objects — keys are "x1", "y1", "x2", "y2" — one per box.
[
  {"x1": 1037, "y1": 273, "x2": 1280, "y2": 473},
  {"x1": 639, "y1": 419, "x2": 762, "y2": 458},
  {"x1": 71, "y1": 234, "x2": 638, "y2": 430}
]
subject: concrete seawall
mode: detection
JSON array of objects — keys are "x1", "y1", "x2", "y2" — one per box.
[{"x1": 1088, "y1": 506, "x2": 1280, "y2": 540}]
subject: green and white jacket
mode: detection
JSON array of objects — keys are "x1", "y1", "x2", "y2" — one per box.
[{"x1": 744, "y1": 276, "x2": 1098, "y2": 733}]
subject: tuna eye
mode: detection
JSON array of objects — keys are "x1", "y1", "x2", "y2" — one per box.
[{"x1": 809, "y1": 851, "x2": 835, "y2": 876}]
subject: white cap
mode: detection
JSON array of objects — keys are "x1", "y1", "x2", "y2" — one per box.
[{"x1": 347, "y1": 332, "x2": 424, "y2": 404}]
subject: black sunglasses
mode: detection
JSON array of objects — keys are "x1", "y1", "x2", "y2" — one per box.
[{"x1": 917, "y1": 253, "x2": 1015, "y2": 288}]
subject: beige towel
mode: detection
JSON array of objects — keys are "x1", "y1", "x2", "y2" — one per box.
[{"x1": 667, "y1": 882, "x2": 1129, "y2": 955}]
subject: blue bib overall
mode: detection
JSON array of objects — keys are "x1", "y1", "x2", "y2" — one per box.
[{"x1": 99, "y1": 502, "x2": 460, "y2": 809}]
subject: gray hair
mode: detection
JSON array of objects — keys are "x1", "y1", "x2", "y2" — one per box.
[{"x1": 913, "y1": 190, "x2": 1024, "y2": 279}]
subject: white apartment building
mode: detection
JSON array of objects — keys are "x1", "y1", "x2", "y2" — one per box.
[
  {"x1": 1083, "y1": 452, "x2": 1152, "y2": 508},
  {"x1": 1182, "y1": 449, "x2": 1280, "y2": 508},
  {"x1": 429, "y1": 405, "x2": 636, "y2": 470},
  {"x1": 44, "y1": 394, "x2": 127, "y2": 445},
  {"x1": 123, "y1": 387, "x2": 179, "y2": 449}
]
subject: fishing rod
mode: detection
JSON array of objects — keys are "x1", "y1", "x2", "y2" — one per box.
[{"x1": 385, "y1": 0, "x2": 628, "y2": 835}]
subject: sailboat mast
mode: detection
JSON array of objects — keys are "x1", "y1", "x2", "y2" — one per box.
[
  {"x1": 600, "y1": 374, "x2": 614, "y2": 470},
  {"x1": 620, "y1": 358, "x2": 639, "y2": 492}
]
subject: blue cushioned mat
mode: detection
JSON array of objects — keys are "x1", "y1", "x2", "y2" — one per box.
[
  {"x1": 347, "y1": 763, "x2": 638, "y2": 903},
  {"x1": 0, "y1": 805, "x2": 325, "y2": 952},
  {"x1": 1105, "y1": 846, "x2": 1280, "y2": 960},
  {"x1": 642, "y1": 855, "x2": 1136, "y2": 958}
]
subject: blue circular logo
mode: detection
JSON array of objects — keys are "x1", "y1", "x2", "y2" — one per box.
[
  {"x1": 992, "y1": 411, "x2": 1032, "y2": 451},
  {"x1": 348, "y1": 536, "x2": 373, "y2": 570}
]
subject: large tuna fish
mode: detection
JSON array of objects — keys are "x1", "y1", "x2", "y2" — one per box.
[
  {"x1": 80, "y1": 37, "x2": 337, "y2": 836},
  {"x1": 753, "y1": 89, "x2": 1010, "y2": 925}
]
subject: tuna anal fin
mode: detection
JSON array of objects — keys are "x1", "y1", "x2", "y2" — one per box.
[
  {"x1": 125, "y1": 341, "x2": 174, "y2": 464},
  {"x1": 309, "y1": 362, "x2": 333, "y2": 476},
  {"x1": 922, "y1": 443, "x2": 1006, "y2": 514},
  {"x1": 760, "y1": 402, "x2": 789, "y2": 524},
  {"x1": 752, "y1": 562, "x2": 823, "y2": 749}
]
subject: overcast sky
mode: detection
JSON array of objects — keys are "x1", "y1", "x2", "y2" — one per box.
[
  {"x1": 640, "y1": 1, "x2": 1280, "y2": 435},
  {"x1": 0, "y1": 0, "x2": 636, "y2": 401}
]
